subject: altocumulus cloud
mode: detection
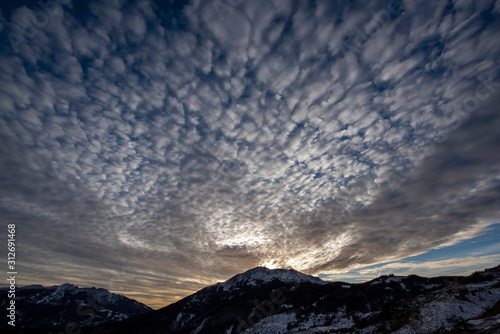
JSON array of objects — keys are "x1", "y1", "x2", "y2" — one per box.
[{"x1": 0, "y1": 0, "x2": 499, "y2": 307}]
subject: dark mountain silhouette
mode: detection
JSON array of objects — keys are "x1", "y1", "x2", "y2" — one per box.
[
  {"x1": 3, "y1": 265, "x2": 500, "y2": 333},
  {"x1": 0, "y1": 283, "x2": 151, "y2": 333},
  {"x1": 85, "y1": 265, "x2": 500, "y2": 334}
]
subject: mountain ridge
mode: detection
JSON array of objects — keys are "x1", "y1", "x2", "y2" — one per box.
[
  {"x1": 3, "y1": 265, "x2": 500, "y2": 333},
  {"x1": 0, "y1": 283, "x2": 152, "y2": 332},
  {"x1": 83, "y1": 264, "x2": 500, "y2": 334}
]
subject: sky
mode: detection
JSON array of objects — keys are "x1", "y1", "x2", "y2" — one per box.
[{"x1": 0, "y1": 0, "x2": 500, "y2": 309}]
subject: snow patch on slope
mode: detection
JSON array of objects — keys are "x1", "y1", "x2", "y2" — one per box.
[
  {"x1": 241, "y1": 312, "x2": 297, "y2": 334},
  {"x1": 393, "y1": 286, "x2": 500, "y2": 333}
]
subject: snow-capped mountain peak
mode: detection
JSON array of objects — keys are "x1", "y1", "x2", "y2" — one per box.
[
  {"x1": 219, "y1": 266, "x2": 326, "y2": 291},
  {"x1": 54, "y1": 283, "x2": 78, "y2": 293}
]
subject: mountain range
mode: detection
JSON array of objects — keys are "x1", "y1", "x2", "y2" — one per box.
[
  {"x1": 0, "y1": 283, "x2": 151, "y2": 333},
  {"x1": 2, "y1": 265, "x2": 500, "y2": 333}
]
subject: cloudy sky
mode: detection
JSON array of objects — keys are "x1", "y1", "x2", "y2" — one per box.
[{"x1": 1, "y1": 0, "x2": 500, "y2": 308}]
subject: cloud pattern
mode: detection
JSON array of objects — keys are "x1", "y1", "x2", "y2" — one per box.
[{"x1": 0, "y1": 0, "x2": 499, "y2": 307}]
